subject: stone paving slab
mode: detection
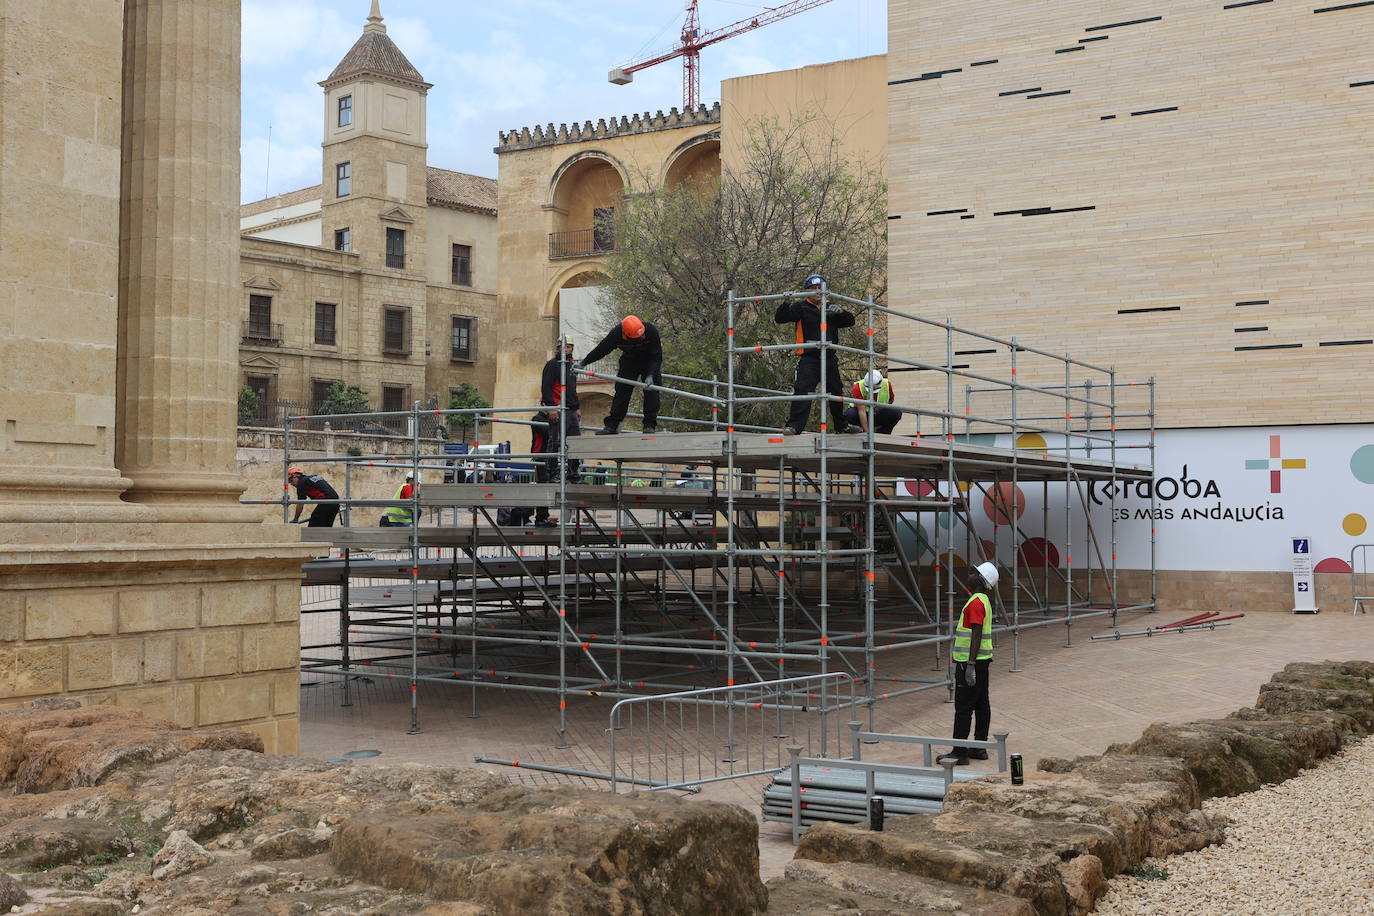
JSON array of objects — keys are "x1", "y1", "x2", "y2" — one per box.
[{"x1": 298, "y1": 604, "x2": 1369, "y2": 880}]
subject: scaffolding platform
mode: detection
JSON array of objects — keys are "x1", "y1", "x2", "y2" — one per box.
[
  {"x1": 273, "y1": 283, "x2": 1161, "y2": 747},
  {"x1": 568, "y1": 430, "x2": 1151, "y2": 481}
]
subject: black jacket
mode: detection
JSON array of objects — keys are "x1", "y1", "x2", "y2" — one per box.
[
  {"x1": 584, "y1": 322, "x2": 663, "y2": 374},
  {"x1": 540, "y1": 354, "x2": 579, "y2": 409},
  {"x1": 774, "y1": 298, "x2": 855, "y2": 353}
]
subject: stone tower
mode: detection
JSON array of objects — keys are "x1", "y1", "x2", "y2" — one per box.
[{"x1": 319, "y1": 1, "x2": 432, "y2": 277}]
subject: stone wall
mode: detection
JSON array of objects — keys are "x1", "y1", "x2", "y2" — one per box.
[
  {"x1": 0, "y1": 551, "x2": 305, "y2": 755},
  {"x1": 887, "y1": 0, "x2": 1374, "y2": 429}
]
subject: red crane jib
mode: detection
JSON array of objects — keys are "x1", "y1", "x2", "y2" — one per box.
[{"x1": 611, "y1": 0, "x2": 836, "y2": 110}]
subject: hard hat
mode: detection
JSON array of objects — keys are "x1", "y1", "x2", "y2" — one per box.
[
  {"x1": 563, "y1": 335, "x2": 574, "y2": 346},
  {"x1": 975, "y1": 561, "x2": 999, "y2": 589},
  {"x1": 621, "y1": 315, "x2": 646, "y2": 339},
  {"x1": 803, "y1": 273, "x2": 826, "y2": 289},
  {"x1": 866, "y1": 369, "x2": 883, "y2": 388},
  {"x1": 287, "y1": 467, "x2": 302, "y2": 476},
  {"x1": 404, "y1": 473, "x2": 414, "y2": 480}
]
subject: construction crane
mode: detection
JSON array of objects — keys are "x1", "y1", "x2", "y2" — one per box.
[{"x1": 609, "y1": 0, "x2": 836, "y2": 111}]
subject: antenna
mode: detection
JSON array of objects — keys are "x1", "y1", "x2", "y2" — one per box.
[{"x1": 263, "y1": 124, "x2": 273, "y2": 200}]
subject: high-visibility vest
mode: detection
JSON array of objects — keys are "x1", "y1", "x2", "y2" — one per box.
[
  {"x1": 858, "y1": 377, "x2": 893, "y2": 404},
  {"x1": 386, "y1": 484, "x2": 413, "y2": 524},
  {"x1": 952, "y1": 592, "x2": 993, "y2": 662},
  {"x1": 795, "y1": 320, "x2": 807, "y2": 355}
]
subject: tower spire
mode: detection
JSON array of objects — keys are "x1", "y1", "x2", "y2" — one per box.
[{"x1": 365, "y1": 0, "x2": 385, "y2": 34}]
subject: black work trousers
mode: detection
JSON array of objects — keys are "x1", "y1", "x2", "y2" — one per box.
[
  {"x1": 951, "y1": 659, "x2": 991, "y2": 753},
  {"x1": 307, "y1": 504, "x2": 339, "y2": 527},
  {"x1": 841, "y1": 405, "x2": 902, "y2": 435},
  {"x1": 787, "y1": 353, "x2": 846, "y2": 432},
  {"x1": 607, "y1": 355, "x2": 660, "y2": 429}
]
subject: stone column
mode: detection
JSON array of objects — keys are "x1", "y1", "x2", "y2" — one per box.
[
  {"x1": 0, "y1": 0, "x2": 148, "y2": 524},
  {"x1": 118, "y1": 0, "x2": 256, "y2": 520}
]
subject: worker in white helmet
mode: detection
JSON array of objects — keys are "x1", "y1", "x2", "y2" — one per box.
[
  {"x1": 841, "y1": 368, "x2": 901, "y2": 435},
  {"x1": 938, "y1": 561, "x2": 999, "y2": 766}
]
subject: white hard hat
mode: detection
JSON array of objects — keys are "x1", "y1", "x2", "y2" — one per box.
[
  {"x1": 866, "y1": 369, "x2": 883, "y2": 388},
  {"x1": 975, "y1": 561, "x2": 999, "y2": 589}
]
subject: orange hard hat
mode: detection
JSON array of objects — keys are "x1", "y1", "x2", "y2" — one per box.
[
  {"x1": 287, "y1": 467, "x2": 302, "y2": 476},
  {"x1": 621, "y1": 315, "x2": 646, "y2": 339}
]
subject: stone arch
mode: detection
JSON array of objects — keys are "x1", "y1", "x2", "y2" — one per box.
[
  {"x1": 661, "y1": 132, "x2": 721, "y2": 192},
  {"x1": 545, "y1": 263, "x2": 610, "y2": 319},
  {"x1": 548, "y1": 151, "x2": 629, "y2": 245}
]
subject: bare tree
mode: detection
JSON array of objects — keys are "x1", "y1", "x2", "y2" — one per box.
[{"x1": 600, "y1": 116, "x2": 887, "y2": 428}]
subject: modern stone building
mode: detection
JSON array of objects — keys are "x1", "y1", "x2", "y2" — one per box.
[
  {"x1": 492, "y1": 55, "x2": 887, "y2": 421},
  {"x1": 886, "y1": 0, "x2": 1374, "y2": 607},
  {"x1": 0, "y1": 0, "x2": 315, "y2": 750},
  {"x1": 238, "y1": 3, "x2": 498, "y2": 420}
]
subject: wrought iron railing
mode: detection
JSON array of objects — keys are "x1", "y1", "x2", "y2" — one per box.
[
  {"x1": 241, "y1": 320, "x2": 283, "y2": 345},
  {"x1": 549, "y1": 226, "x2": 615, "y2": 259}
]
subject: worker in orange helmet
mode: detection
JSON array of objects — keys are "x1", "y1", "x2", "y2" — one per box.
[{"x1": 580, "y1": 314, "x2": 663, "y2": 435}]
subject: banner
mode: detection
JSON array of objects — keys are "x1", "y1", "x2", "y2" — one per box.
[{"x1": 897, "y1": 424, "x2": 1374, "y2": 574}]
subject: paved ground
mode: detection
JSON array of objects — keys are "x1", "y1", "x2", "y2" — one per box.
[{"x1": 298, "y1": 602, "x2": 1369, "y2": 880}]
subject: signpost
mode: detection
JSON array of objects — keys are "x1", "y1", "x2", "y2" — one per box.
[{"x1": 1291, "y1": 537, "x2": 1319, "y2": 614}]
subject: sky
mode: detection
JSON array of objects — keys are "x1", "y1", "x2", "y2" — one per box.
[{"x1": 240, "y1": 0, "x2": 887, "y2": 203}]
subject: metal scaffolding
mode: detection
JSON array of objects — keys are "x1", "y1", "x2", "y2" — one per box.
[{"x1": 273, "y1": 284, "x2": 1158, "y2": 750}]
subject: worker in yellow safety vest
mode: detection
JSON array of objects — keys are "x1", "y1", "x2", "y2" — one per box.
[
  {"x1": 841, "y1": 369, "x2": 902, "y2": 435},
  {"x1": 380, "y1": 474, "x2": 417, "y2": 527},
  {"x1": 938, "y1": 561, "x2": 998, "y2": 766}
]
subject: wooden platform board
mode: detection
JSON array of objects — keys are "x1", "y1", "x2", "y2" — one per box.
[
  {"x1": 302, "y1": 523, "x2": 859, "y2": 551},
  {"x1": 567, "y1": 431, "x2": 1150, "y2": 480}
]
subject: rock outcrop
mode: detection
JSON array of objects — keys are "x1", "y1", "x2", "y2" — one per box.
[
  {"x1": 772, "y1": 659, "x2": 1374, "y2": 915},
  {"x1": 0, "y1": 702, "x2": 768, "y2": 914}
]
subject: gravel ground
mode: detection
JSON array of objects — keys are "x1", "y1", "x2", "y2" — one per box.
[{"x1": 1096, "y1": 736, "x2": 1374, "y2": 915}]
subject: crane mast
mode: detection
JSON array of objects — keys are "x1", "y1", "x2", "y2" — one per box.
[{"x1": 609, "y1": 0, "x2": 836, "y2": 110}]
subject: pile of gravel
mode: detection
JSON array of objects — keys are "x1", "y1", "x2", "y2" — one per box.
[{"x1": 1096, "y1": 735, "x2": 1374, "y2": 915}]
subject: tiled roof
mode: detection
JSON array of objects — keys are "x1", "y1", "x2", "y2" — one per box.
[
  {"x1": 238, "y1": 169, "x2": 495, "y2": 219},
  {"x1": 240, "y1": 184, "x2": 323, "y2": 218},
  {"x1": 324, "y1": 30, "x2": 428, "y2": 87},
  {"x1": 426, "y1": 168, "x2": 497, "y2": 214}
]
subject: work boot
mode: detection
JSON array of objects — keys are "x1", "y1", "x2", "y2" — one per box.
[
  {"x1": 596, "y1": 425, "x2": 619, "y2": 436},
  {"x1": 936, "y1": 751, "x2": 970, "y2": 766},
  {"x1": 782, "y1": 427, "x2": 801, "y2": 436},
  {"x1": 968, "y1": 748, "x2": 989, "y2": 761},
  {"x1": 534, "y1": 518, "x2": 558, "y2": 528},
  {"x1": 641, "y1": 424, "x2": 657, "y2": 434}
]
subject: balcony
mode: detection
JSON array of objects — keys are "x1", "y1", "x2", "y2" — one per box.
[
  {"x1": 549, "y1": 226, "x2": 615, "y2": 260},
  {"x1": 241, "y1": 320, "x2": 283, "y2": 346}
]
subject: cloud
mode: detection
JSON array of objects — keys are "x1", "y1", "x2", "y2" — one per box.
[{"x1": 242, "y1": 0, "x2": 355, "y2": 69}]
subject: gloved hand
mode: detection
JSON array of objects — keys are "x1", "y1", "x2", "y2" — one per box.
[
  {"x1": 964, "y1": 664, "x2": 977, "y2": 687},
  {"x1": 826, "y1": 303, "x2": 843, "y2": 314}
]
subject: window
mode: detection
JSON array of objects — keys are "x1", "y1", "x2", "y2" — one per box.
[
  {"x1": 314, "y1": 302, "x2": 336, "y2": 346},
  {"x1": 245, "y1": 374, "x2": 272, "y2": 403},
  {"x1": 335, "y1": 161, "x2": 351, "y2": 197},
  {"x1": 382, "y1": 385, "x2": 407, "y2": 413},
  {"x1": 451, "y1": 244, "x2": 472, "y2": 286},
  {"x1": 337, "y1": 95, "x2": 352, "y2": 128},
  {"x1": 593, "y1": 206, "x2": 615, "y2": 252},
  {"x1": 382, "y1": 306, "x2": 409, "y2": 354},
  {"x1": 334, "y1": 227, "x2": 350, "y2": 252},
  {"x1": 451, "y1": 316, "x2": 473, "y2": 361},
  {"x1": 311, "y1": 379, "x2": 336, "y2": 409},
  {"x1": 385, "y1": 227, "x2": 405, "y2": 269},
  {"x1": 247, "y1": 294, "x2": 272, "y2": 338}
]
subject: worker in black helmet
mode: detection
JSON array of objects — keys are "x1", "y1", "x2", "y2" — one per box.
[{"x1": 774, "y1": 274, "x2": 855, "y2": 435}]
